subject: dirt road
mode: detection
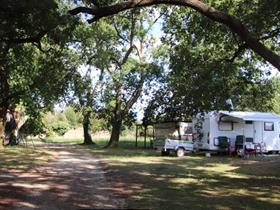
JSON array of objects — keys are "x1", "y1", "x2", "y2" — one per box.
[{"x1": 0, "y1": 144, "x2": 126, "y2": 210}]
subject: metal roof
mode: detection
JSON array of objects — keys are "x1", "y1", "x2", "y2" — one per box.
[{"x1": 219, "y1": 111, "x2": 280, "y2": 121}]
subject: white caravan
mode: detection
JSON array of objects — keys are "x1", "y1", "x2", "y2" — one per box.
[{"x1": 193, "y1": 111, "x2": 280, "y2": 153}]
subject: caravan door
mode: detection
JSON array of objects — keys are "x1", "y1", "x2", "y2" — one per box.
[
  {"x1": 263, "y1": 121, "x2": 280, "y2": 152},
  {"x1": 254, "y1": 121, "x2": 263, "y2": 143},
  {"x1": 243, "y1": 122, "x2": 254, "y2": 139}
]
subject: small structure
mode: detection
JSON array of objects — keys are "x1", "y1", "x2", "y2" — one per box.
[
  {"x1": 193, "y1": 111, "x2": 280, "y2": 153},
  {"x1": 135, "y1": 121, "x2": 192, "y2": 148},
  {"x1": 135, "y1": 123, "x2": 154, "y2": 148},
  {"x1": 153, "y1": 121, "x2": 193, "y2": 141},
  {"x1": 152, "y1": 121, "x2": 193, "y2": 157}
]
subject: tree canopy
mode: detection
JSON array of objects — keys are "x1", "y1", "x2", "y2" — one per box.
[
  {"x1": 0, "y1": 0, "x2": 80, "y2": 142},
  {"x1": 69, "y1": 0, "x2": 280, "y2": 70},
  {"x1": 158, "y1": 5, "x2": 277, "y2": 116}
]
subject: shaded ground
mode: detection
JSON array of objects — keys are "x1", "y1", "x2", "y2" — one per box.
[
  {"x1": 0, "y1": 144, "x2": 126, "y2": 210},
  {"x1": 2, "y1": 141, "x2": 280, "y2": 210},
  {"x1": 90, "y1": 148, "x2": 280, "y2": 210}
]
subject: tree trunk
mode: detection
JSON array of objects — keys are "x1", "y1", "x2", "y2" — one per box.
[
  {"x1": 105, "y1": 119, "x2": 122, "y2": 148},
  {"x1": 0, "y1": 108, "x2": 5, "y2": 148},
  {"x1": 82, "y1": 111, "x2": 95, "y2": 145}
]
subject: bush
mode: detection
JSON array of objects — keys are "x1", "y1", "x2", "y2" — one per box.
[
  {"x1": 50, "y1": 121, "x2": 70, "y2": 136},
  {"x1": 64, "y1": 107, "x2": 82, "y2": 128},
  {"x1": 42, "y1": 111, "x2": 71, "y2": 136}
]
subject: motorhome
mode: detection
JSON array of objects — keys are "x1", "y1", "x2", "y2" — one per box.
[{"x1": 193, "y1": 111, "x2": 280, "y2": 153}]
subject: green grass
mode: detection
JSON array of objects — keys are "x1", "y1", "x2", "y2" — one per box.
[
  {"x1": 0, "y1": 146, "x2": 52, "y2": 172},
  {"x1": 86, "y1": 147, "x2": 280, "y2": 210},
  {"x1": 39, "y1": 134, "x2": 150, "y2": 148},
  {"x1": 39, "y1": 136, "x2": 84, "y2": 145}
]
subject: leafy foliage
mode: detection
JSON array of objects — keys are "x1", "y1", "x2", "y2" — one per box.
[
  {"x1": 43, "y1": 111, "x2": 70, "y2": 136},
  {"x1": 0, "y1": 0, "x2": 81, "y2": 135},
  {"x1": 271, "y1": 77, "x2": 280, "y2": 114},
  {"x1": 145, "y1": 4, "x2": 278, "y2": 120},
  {"x1": 64, "y1": 106, "x2": 82, "y2": 128}
]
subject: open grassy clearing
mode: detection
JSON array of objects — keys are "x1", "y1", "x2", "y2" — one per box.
[
  {"x1": 86, "y1": 146, "x2": 280, "y2": 210},
  {"x1": 36, "y1": 134, "x2": 149, "y2": 148}
]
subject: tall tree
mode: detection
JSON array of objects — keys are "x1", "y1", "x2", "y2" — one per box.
[
  {"x1": 92, "y1": 10, "x2": 163, "y2": 148},
  {"x1": 0, "y1": 0, "x2": 79, "y2": 142},
  {"x1": 70, "y1": 21, "x2": 111, "y2": 145},
  {"x1": 70, "y1": 0, "x2": 280, "y2": 70},
  {"x1": 72, "y1": 69, "x2": 103, "y2": 145}
]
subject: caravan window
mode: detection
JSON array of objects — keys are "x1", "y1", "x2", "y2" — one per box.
[
  {"x1": 184, "y1": 127, "x2": 192, "y2": 134},
  {"x1": 218, "y1": 122, "x2": 233, "y2": 131},
  {"x1": 245, "y1": 121, "x2": 253, "y2": 124},
  {"x1": 264, "y1": 122, "x2": 274, "y2": 131}
]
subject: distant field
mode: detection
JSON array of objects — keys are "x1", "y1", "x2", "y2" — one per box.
[{"x1": 36, "y1": 133, "x2": 150, "y2": 148}]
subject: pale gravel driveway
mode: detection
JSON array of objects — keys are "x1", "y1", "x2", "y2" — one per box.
[{"x1": 0, "y1": 144, "x2": 126, "y2": 210}]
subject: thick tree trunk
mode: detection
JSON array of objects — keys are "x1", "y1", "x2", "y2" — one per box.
[
  {"x1": 0, "y1": 108, "x2": 21, "y2": 146},
  {"x1": 105, "y1": 119, "x2": 122, "y2": 148},
  {"x1": 82, "y1": 111, "x2": 95, "y2": 145}
]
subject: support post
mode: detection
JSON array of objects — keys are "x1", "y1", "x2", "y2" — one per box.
[
  {"x1": 144, "y1": 125, "x2": 147, "y2": 148},
  {"x1": 135, "y1": 125, "x2": 138, "y2": 148}
]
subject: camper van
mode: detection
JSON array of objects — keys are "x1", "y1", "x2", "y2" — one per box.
[{"x1": 193, "y1": 111, "x2": 280, "y2": 153}]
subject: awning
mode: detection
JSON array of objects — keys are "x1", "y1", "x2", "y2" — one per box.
[{"x1": 219, "y1": 111, "x2": 280, "y2": 122}]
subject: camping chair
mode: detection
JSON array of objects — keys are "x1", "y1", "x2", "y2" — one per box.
[
  {"x1": 244, "y1": 138, "x2": 258, "y2": 157},
  {"x1": 235, "y1": 135, "x2": 245, "y2": 156},
  {"x1": 255, "y1": 142, "x2": 266, "y2": 156},
  {"x1": 217, "y1": 136, "x2": 230, "y2": 154}
]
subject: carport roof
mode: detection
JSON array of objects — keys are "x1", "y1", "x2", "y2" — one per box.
[{"x1": 219, "y1": 111, "x2": 280, "y2": 122}]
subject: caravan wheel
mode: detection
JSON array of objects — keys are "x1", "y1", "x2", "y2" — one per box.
[{"x1": 176, "y1": 148, "x2": 185, "y2": 157}]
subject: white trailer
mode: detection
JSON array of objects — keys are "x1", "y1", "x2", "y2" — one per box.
[
  {"x1": 193, "y1": 111, "x2": 280, "y2": 153},
  {"x1": 153, "y1": 139, "x2": 194, "y2": 157}
]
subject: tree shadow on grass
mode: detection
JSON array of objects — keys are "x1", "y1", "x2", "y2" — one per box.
[
  {"x1": 102, "y1": 155, "x2": 280, "y2": 210},
  {"x1": 1, "y1": 144, "x2": 279, "y2": 210}
]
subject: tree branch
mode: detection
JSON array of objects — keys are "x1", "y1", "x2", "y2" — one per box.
[
  {"x1": 111, "y1": 57, "x2": 122, "y2": 68},
  {"x1": 0, "y1": 30, "x2": 48, "y2": 45},
  {"x1": 68, "y1": 6, "x2": 95, "y2": 16},
  {"x1": 227, "y1": 28, "x2": 280, "y2": 63},
  {"x1": 124, "y1": 76, "x2": 145, "y2": 113},
  {"x1": 226, "y1": 43, "x2": 247, "y2": 63},
  {"x1": 113, "y1": 19, "x2": 128, "y2": 43},
  {"x1": 260, "y1": 28, "x2": 280, "y2": 41},
  {"x1": 69, "y1": 0, "x2": 280, "y2": 70}
]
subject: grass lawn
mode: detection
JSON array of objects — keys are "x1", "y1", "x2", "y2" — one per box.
[
  {"x1": 87, "y1": 146, "x2": 280, "y2": 210},
  {"x1": 0, "y1": 146, "x2": 53, "y2": 173},
  {"x1": 39, "y1": 134, "x2": 149, "y2": 148}
]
